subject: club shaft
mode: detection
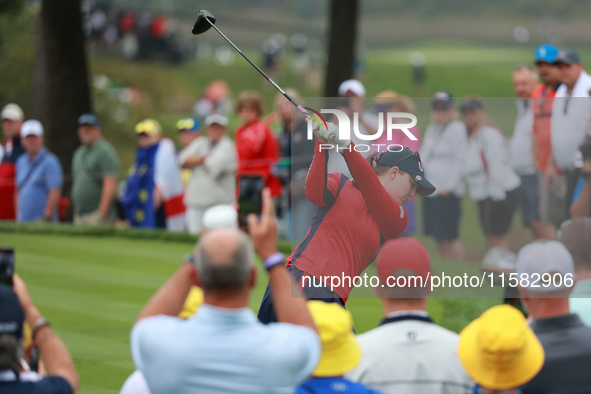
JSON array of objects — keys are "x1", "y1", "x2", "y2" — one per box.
[{"x1": 208, "y1": 21, "x2": 308, "y2": 116}]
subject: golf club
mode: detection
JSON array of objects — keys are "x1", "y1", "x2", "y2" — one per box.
[{"x1": 192, "y1": 9, "x2": 310, "y2": 117}]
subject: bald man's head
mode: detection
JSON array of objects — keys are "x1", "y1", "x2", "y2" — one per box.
[{"x1": 193, "y1": 228, "x2": 254, "y2": 292}]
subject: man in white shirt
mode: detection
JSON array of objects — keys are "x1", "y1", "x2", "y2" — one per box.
[
  {"x1": 548, "y1": 48, "x2": 591, "y2": 227},
  {"x1": 179, "y1": 114, "x2": 237, "y2": 234},
  {"x1": 131, "y1": 189, "x2": 320, "y2": 394},
  {"x1": 511, "y1": 65, "x2": 545, "y2": 238},
  {"x1": 346, "y1": 238, "x2": 473, "y2": 394}
]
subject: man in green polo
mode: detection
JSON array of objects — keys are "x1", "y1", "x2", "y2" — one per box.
[{"x1": 72, "y1": 113, "x2": 119, "y2": 226}]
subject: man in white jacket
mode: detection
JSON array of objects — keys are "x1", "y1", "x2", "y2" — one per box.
[
  {"x1": 510, "y1": 65, "x2": 545, "y2": 238},
  {"x1": 547, "y1": 48, "x2": 591, "y2": 228}
]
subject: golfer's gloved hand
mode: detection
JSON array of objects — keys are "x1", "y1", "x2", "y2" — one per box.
[{"x1": 315, "y1": 121, "x2": 350, "y2": 149}]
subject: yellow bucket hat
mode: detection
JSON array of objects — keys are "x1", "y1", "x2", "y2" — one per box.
[
  {"x1": 458, "y1": 304, "x2": 544, "y2": 390},
  {"x1": 307, "y1": 301, "x2": 361, "y2": 377},
  {"x1": 135, "y1": 118, "x2": 162, "y2": 136}
]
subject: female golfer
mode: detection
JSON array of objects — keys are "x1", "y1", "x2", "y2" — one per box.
[{"x1": 258, "y1": 121, "x2": 435, "y2": 323}]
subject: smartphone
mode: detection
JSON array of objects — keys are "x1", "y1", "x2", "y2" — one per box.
[
  {"x1": 237, "y1": 174, "x2": 265, "y2": 230},
  {"x1": 0, "y1": 247, "x2": 15, "y2": 287}
]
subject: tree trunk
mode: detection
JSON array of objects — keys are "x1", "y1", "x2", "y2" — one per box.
[
  {"x1": 30, "y1": 14, "x2": 46, "y2": 120},
  {"x1": 323, "y1": 0, "x2": 359, "y2": 97},
  {"x1": 41, "y1": 0, "x2": 91, "y2": 196}
]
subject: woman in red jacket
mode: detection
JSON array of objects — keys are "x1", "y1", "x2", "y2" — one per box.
[
  {"x1": 258, "y1": 122, "x2": 436, "y2": 323},
  {"x1": 234, "y1": 90, "x2": 282, "y2": 197}
]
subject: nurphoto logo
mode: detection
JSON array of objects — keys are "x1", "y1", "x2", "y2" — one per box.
[{"x1": 305, "y1": 108, "x2": 418, "y2": 152}]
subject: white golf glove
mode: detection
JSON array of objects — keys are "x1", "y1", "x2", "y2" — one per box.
[{"x1": 313, "y1": 121, "x2": 350, "y2": 148}]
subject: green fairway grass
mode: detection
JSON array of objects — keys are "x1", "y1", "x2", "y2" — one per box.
[{"x1": 1, "y1": 229, "x2": 501, "y2": 393}]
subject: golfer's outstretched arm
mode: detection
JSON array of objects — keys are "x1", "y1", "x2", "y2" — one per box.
[
  {"x1": 343, "y1": 143, "x2": 408, "y2": 239},
  {"x1": 305, "y1": 140, "x2": 340, "y2": 207}
]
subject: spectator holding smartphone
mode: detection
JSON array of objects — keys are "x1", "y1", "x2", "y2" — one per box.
[{"x1": 0, "y1": 275, "x2": 79, "y2": 393}]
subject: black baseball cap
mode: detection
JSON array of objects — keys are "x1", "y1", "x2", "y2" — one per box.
[
  {"x1": 374, "y1": 147, "x2": 436, "y2": 196},
  {"x1": 0, "y1": 286, "x2": 24, "y2": 340},
  {"x1": 556, "y1": 48, "x2": 581, "y2": 65},
  {"x1": 77, "y1": 113, "x2": 101, "y2": 127}
]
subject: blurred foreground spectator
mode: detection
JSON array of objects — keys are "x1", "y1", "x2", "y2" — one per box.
[
  {"x1": 0, "y1": 276, "x2": 79, "y2": 393},
  {"x1": 130, "y1": 189, "x2": 319, "y2": 393},
  {"x1": 16, "y1": 120, "x2": 62, "y2": 222},
  {"x1": 179, "y1": 114, "x2": 237, "y2": 235},
  {"x1": 121, "y1": 119, "x2": 185, "y2": 231},
  {"x1": 559, "y1": 217, "x2": 591, "y2": 326},
  {"x1": 121, "y1": 205, "x2": 238, "y2": 394},
  {"x1": 347, "y1": 238, "x2": 472, "y2": 393},
  {"x1": 296, "y1": 301, "x2": 381, "y2": 393},
  {"x1": 458, "y1": 304, "x2": 544, "y2": 394},
  {"x1": 0, "y1": 104, "x2": 25, "y2": 220},
  {"x1": 516, "y1": 241, "x2": 591, "y2": 393},
  {"x1": 235, "y1": 91, "x2": 282, "y2": 198},
  {"x1": 461, "y1": 98, "x2": 520, "y2": 251},
  {"x1": 511, "y1": 66, "x2": 545, "y2": 239},
  {"x1": 72, "y1": 113, "x2": 119, "y2": 226},
  {"x1": 421, "y1": 92, "x2": 467, "y2": 260},
  {"x1": 570, "y1": 141, "x2": 591, "y2": 218}
]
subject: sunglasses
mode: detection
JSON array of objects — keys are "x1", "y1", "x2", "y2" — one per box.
[
  {"x1": 176, "y1": 118, "x2": 197, "y2": 131},
  {"x1": 135, "y1": 122, "x2": 156, "y2": 135},
  {"x1": 375, "y1": 150, "x2": 421, "y2": 169},
  {"x1": 394, "y1": 151, "x2": 421, "y2": 167}
]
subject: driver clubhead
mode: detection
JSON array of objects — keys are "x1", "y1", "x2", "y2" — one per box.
[{"x1": 192, "y1": 9, "x2": 216, "y2": 35}]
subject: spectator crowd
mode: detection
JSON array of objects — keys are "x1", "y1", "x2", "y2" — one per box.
[
  {"x1": 1, "y1": 43, "x2": 591, "y2": 393},
  {"x1": 1, "y1": 45, "x2": 590, "y2": 252}
]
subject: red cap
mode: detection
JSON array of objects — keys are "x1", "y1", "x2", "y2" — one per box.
[{"x1": 377, "y1": 238, "x2": 431, "y2": 285}]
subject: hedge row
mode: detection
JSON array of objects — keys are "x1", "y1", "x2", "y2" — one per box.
[{"x1": 0, "y1": 221, "x2": 293, "y2": 255}]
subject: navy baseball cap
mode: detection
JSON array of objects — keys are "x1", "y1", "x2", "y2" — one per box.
[
  {"x1": 557, "y1": 48, "x2": 581, "y2": 65},
  {"x1": 0, "y1": 286, "x2": 24, "y2": 340},
  {"x1": 78, "y1": 113, "x2": 101, "y2": 127},
  {"x1": 374, "y1": 148, "x2": 436, "y2": 196},
  {"x1": 432, "y1": 91, "x2": 454, "y2": 109},
  {"x1": 534, "y1": 44, "x2": 559, "y2": 64}
]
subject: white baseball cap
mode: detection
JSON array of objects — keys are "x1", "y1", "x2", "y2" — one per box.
[
  {"x1": 21, "y1": 120, "x2": 44, "y2": 138},
  {"x1": 338, "y1": 79, "x2": 366, "y2": 97},
  {"x1": 203, "y1": 204, "x2": 238, "y2": 230},
  {"x1": 204, "y1": 113, "x2": 229, "y2": 127},
  {"x1": 516, "y1": 240, "x2": 574, "y2": 292},
  {"x1": 1, "y1": 104, "x2": 24, "y2": 121}
]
